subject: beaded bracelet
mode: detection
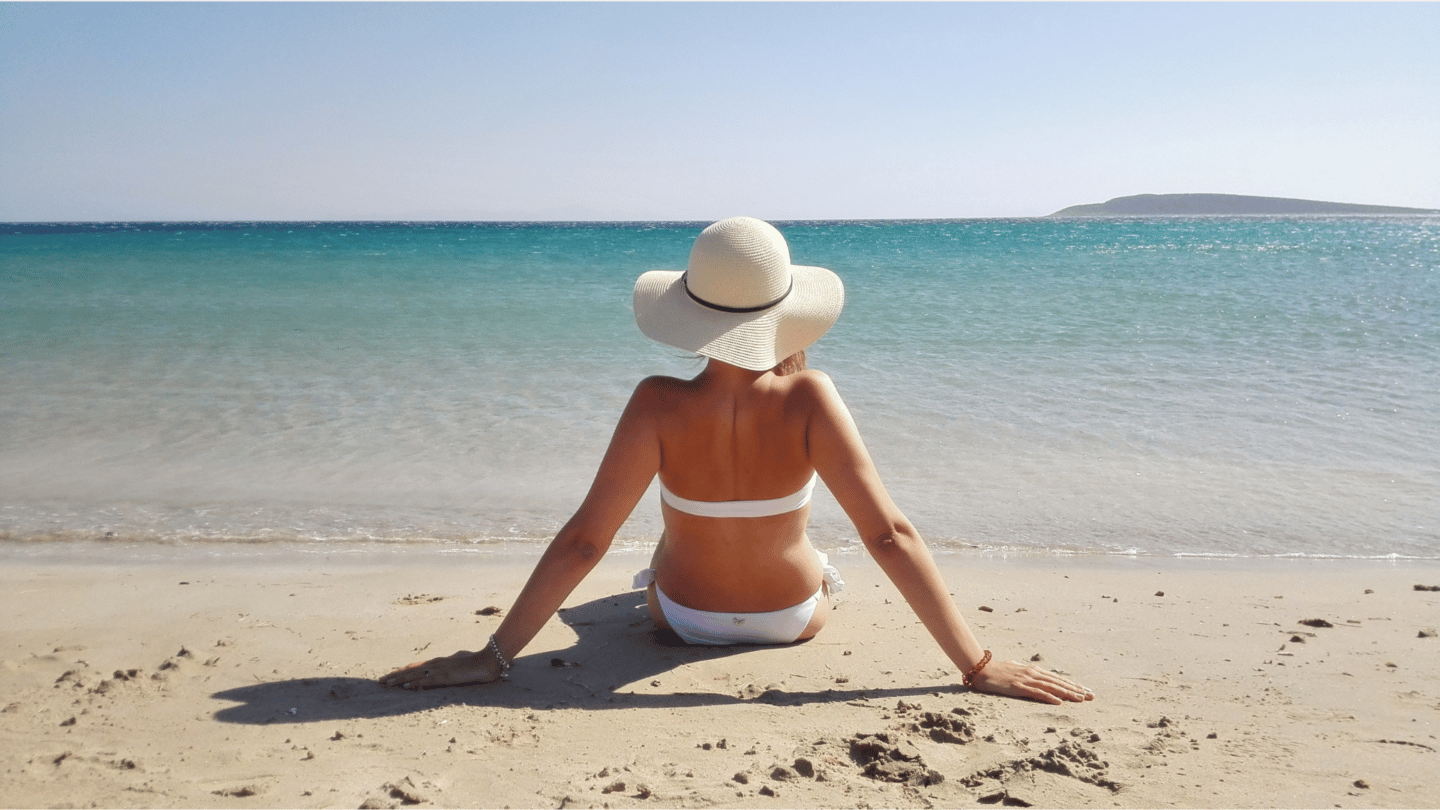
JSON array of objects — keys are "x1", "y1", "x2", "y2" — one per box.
[
  {"x1": 488, "y1": 634, "x2": 512, "y2": 680},
  {"x1": 962, "y1": 649, "x2": 992, "y2": 687}
]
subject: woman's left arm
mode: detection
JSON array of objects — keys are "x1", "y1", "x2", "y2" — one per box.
[{"x1": 381, "y1": 380, "x2": 663, "y2": 689}]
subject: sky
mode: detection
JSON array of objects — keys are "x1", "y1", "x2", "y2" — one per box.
[{"x1": 2, "y1": 2, "x2": 1437, "y2": 221}]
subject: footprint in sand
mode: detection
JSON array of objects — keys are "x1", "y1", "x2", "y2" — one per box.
[
  {"x1": 846, "y1": 732, "x2": 944, "y2": 786},
  {"x1": 961, "y1": 739, "x2": 1121, "y2": 794}
]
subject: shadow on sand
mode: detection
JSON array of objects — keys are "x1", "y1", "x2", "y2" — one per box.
[{"x1": 211, "y1": 589, "x2": 959, "y2": 725}]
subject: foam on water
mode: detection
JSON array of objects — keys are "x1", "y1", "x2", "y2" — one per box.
[{"x1": 2, "y1": 218, "x2": 1437, "y2": 558}]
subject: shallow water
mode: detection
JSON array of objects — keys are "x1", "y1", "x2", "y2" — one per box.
[{"x1": 3, "y1": 218, "x2": 1437, "y2": 558}]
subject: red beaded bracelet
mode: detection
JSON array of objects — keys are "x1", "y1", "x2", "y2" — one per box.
[{"x1": 963, "y1": 649, "x2": 992, "y2": 687}]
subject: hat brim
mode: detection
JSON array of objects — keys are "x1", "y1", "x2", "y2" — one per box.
[{"x1": 633, "y1": 264, "x2": 844, "y2": 371}]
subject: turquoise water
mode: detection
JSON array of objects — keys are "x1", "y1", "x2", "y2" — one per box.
[{"x1": 2, "y1": 218, "x2": 1437, "y2": 557}]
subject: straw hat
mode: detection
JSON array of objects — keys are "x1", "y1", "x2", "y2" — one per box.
[{"x1": 632, "y1": 217, "x2": 844, "y2": 371}]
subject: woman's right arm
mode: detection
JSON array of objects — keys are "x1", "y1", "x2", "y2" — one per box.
[{"x1": 802, "y1": 372, "x2": 1092, "y2": 704}]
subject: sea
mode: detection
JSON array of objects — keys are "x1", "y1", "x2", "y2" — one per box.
[{"x1": 2, "y1": 217, "x2": 1437, "y2": 560}]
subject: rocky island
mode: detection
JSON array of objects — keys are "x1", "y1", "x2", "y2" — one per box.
[{"x1": 1049, "y1": 193, "x2": 1438, "y2": 217}]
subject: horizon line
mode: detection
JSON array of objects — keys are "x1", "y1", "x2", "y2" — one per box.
[{"x1": 8, "y1": 212, "x2": 1440, "y2": 227}]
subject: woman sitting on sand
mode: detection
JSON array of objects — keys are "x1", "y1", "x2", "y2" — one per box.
[{"x1": 382, "y1": 216, "x2": 1092, "y2": 704}]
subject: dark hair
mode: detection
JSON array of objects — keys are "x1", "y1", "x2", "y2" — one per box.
[{"x1": 771, "y1": 350, "x2": 807, "y2": 376}]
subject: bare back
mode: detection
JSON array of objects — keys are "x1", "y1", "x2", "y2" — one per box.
[{"x1": 642, "y1": 361, "x2": 827, "y2": 612}]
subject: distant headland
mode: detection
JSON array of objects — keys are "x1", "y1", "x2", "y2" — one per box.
[{"x1": 1049, "y1": 193, "x2": 1439, "y2": 217}]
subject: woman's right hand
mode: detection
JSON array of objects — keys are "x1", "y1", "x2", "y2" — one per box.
[
  {"x1": 969, "y1": 658, "x2": 1094, "y2": 704},
  {"x1": 379, "y1": 648, "x2": 503, "y2": 691}
]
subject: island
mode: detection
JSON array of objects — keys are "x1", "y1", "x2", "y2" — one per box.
[{"x1": 1048, "y1": 193, "x2": 1439, "y2": 217}]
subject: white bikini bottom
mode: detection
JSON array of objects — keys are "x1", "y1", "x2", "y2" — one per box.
[{"x1": 632, "y1": 552, "x2": 845, "y2": 646}]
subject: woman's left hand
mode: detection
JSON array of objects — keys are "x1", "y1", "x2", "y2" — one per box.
[
  {"x1": 379, "y1": 649, "x2": 502, "y2": 690},
  {"x1": 969, "y1": 659, "x2": 1094, "y2": 704}
]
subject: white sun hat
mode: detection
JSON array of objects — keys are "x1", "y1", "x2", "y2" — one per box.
[{"x1": 632, "y1": 217, "x2": 844, "y2": 371}]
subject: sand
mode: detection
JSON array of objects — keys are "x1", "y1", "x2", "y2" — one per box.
[{"x1": 2, "y1": 544, "x2": 1438, "y2": 809}]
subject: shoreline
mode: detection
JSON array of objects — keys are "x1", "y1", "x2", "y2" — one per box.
[
  {"x1": 3, "y1": 549, "x2": 1438, "y2": 808},
  {"x1": 7, "y1": 538, "x2": 1440, "y2": 567}
]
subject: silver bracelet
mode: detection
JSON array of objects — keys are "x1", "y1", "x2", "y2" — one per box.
[{"x1": 488, "y1": 634, "x2": 511, "y2": 679}]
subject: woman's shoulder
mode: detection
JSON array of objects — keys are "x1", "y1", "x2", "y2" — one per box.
[
  {"x1": 627, "y1": 368, "x2": 844, "y2": 409},
  {"x1": 632, "y1": 373, "x2": 697, "y2": 393},
  {"x1": 772, "y1": 369, "x2": 851, "y2": 421},
  {"x1": 782, "y1": 368, "x2": 841, "y2": 398},
  {"x1": 628, "y1": 374, "x2": 700, "y2": 410}
]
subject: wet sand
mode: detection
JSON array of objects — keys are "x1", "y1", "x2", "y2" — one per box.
[{"x1": 2, "y1": 546, "x2": 1437, "y2": 808}]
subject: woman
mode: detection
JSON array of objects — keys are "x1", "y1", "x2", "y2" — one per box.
[{"x1": 381, "y1": 217, "x2": 1092, "y2": 704}]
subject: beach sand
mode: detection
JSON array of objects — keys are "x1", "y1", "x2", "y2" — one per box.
[{"x1": 2, "y1": 547, "x2": 1437, "y2": 809}]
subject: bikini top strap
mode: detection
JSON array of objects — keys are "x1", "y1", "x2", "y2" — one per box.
[{"x1": 659, "y1": 473, "x2": 817, "y2": 519}]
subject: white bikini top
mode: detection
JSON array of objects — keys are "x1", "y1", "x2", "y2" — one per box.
[{"x1": 659, "y1": 473, "x2": 818, "y2": 519}]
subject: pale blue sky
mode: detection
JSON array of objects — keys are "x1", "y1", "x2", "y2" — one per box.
[{"x1": 2, "y1": 2, "x2": 1437, "y2": 221}]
